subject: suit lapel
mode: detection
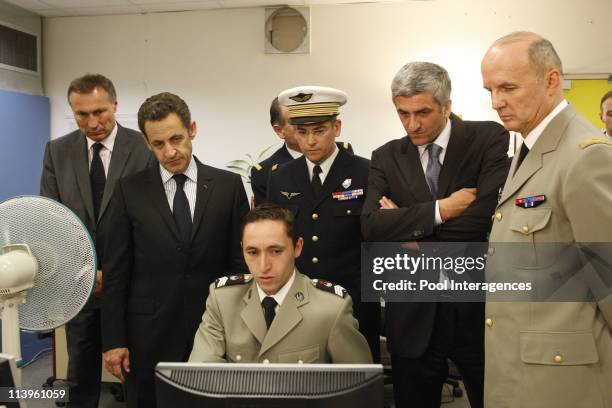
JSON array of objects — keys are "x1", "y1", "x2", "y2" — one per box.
[
  {"x1": 498, "y1": 105, "x2": 573, "y2": 206},
  {"x1": 191, "y1": 160, "x2": 215, "y2": 240},
  {"x1": 100, "y1": 125, "x2": 132, "y2": 220},
  {"x1": 71, "y1": 134, "x2": 95, "y2": 223},
  {"x1": 259, "y1": 273, "x2": 308, "y2": 357},
  {"x1": 437, "y1": 115, "x2": 465, "y2": 198},
  {"x1": 144, "y1": 166, "x2": 181, "y2": 240},
  {"x1": 240, "y1": 283, "x2": 267, "y2": 345},
  {"x1": 394, "y1": 137, "x2": 431, "y2": 200}
]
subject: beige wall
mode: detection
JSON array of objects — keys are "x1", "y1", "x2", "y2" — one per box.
[{"x1": 43, "y1": 0, "x2": 612, "y2": 192}]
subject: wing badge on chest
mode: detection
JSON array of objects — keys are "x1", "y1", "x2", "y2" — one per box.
[{"x1": 281, "y1": 191, "x2": 301, "y2": 200}]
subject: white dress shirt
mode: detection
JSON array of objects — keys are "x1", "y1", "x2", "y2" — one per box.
[
  {"x1": 286, "y1": 144, "x2": 302, "y2": 159},
  {"x1": 305, "y1": 144, "x2": 340, "y2": 184},
  {"x1": 256, "y1": 270, "x2": 297, "y2": 313},
  {"x1": 522, "y1": 100, "x2": 568, "y2": 149},
  {"x1": 160, "y1": 156, "x2": 198, "y2": 219},
  {"x1": 86, "y1": 122, "x2": 118, "y2": 177}
]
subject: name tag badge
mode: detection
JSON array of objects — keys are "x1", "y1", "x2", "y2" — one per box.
[
  {"x1": 332, "y1": 188, "x2": 364, "y2": 201},
  {"x1": 515, "y1": 194, "x2": 546, "y2": 208}
]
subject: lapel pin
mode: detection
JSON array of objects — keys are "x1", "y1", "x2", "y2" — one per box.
[
  {"x1": 294, "y1": 292, "x2": 304, "y2": 302},
  {"x1": 342, "y1": 178, "x2": 352, "y2": 189}
]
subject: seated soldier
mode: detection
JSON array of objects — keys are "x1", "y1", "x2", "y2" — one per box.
[{"x1": 189, "y1": 204, "x2": 372, "y2": 364}]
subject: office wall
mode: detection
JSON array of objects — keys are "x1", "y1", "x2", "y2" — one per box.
[
  {"x1": 43, "y1": 0, "x2": 612, "y2": 185},
  {"x1": 0, "y1": 0, "x2": 42, "y2": 95}
]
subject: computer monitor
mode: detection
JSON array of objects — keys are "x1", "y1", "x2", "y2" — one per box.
[{"x1": 155, "y1": 362, "x2": 384, "y2": 408}]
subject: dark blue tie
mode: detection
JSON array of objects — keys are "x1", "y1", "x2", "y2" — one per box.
[
  {"x1": 90, "y1": 143, "x2": 106, "y2": 220},
  {"x1": 172, "y1": 174, "x2": 192, "y2": 243},
  {"x1": 425, "y1": 143, "x2": 442, "y2": 199}
]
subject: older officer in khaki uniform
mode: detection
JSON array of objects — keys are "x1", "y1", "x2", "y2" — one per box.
[
  {"x1": 188, "y1": 204, "x2": 372, "y2": 364},
  {"x1": 481, "y1": 31, "x2": 612, "y2": 408}
]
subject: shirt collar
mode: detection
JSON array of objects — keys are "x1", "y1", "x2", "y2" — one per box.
[
  {"x1": 285, "y1": 144, "x2": 302, "y2": 159},
  {"x1": 86, "y1": 122, "x2": 118, "y2": 152},
  {"x1": 417, "y1": 118, "x2": 451, "y2": 158},
  {"x1": 522, "y1": 99, "x2": 568, "y2": 149},
  {"x1": 306, "y1": 143, "x2": 339, "y2": 178},
  {"x1": 256, "y1": 269, "x2": 296, "y2": 306},
  {"x1": 160, "y1": 155, "x2": 197, "y2": 184}
]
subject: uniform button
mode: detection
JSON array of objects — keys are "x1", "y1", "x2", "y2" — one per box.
[
  {"x1": 312, "y1": 213, "x2": 319, "y2": 220},
  {"x1": 495, "y1": 212, "x2": 502, "y2": 221},
  {"x1": 346, "y1": 209, "x2": 352, "y2": 215},
  {"x1": 554, "y1": 354, "x2": 563, "y2": 363},
  {"x1": 236, "y1": 354, "x2": 242, "y2": 362},
  {"x1": 312, "y1": 257, "x2": 319, "y2": 264},
  {"x1": 312, "y1": 235, "x2": 319, "y2": 242},
  {"x1": 522, "y1": 226, "x2": 529, "y2": 234},
  {"x1": 297, "y1": 360, "x2": 304, "y2": 364},
  {"x1": 262, "y1": 359, "x2": 270, "y2": 364},
  {"x1": 485, "y1": 318, "x2": 493, "y2": 327}
]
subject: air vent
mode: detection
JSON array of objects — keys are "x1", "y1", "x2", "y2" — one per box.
[{"x1": 0, "y1": 22, "x2": 38, "y2": 74}]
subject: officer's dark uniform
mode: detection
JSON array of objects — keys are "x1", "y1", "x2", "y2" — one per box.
[
  {"x1": 250, "y1": 142, "x2": 353, "y2": 207},
  {"x1": 267, "y1": 145, "x2": 380, "y2": 361}
]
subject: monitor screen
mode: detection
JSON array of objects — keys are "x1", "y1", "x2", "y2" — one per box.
[{"x1": 155, "y1": 362, "x2": 384, "y2": 408}]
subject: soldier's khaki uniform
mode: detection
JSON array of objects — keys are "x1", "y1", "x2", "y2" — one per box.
[
  {"x1": 485, "y1": 105, "x2": 612, "y2": 408},
  {"x1": 188, "y1": 271, "x2": 372, "y2": 364}
]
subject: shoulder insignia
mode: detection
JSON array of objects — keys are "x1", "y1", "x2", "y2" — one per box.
[
  {"x1": 310, "y1": 278, "x2": 347, "y2": 298},
  {"x1": 215, "y1": 274, "x2": 253, "y2": 288},
  {"x1": 253, "y1": 163, "x2": 263, "y2": 171},
  {"x1": 280, "y1": 191, "x2": 301, "y2": 200},
  {"x1": 271, "y1": 164, "x2": 279, "y2": 171},
  {"x1": 343, "y1": 141, "x2": 349, "y2": 150},
  {"x1": 580, "y1": 138, "x2": 612, "y2": 149}
]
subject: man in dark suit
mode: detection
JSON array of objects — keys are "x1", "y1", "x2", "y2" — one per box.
[
  {"x1": 250, "y1": 97, "x2": 353, "y2": 206},
  {"x1": 102, "y1": 92, "x2": 249, "y2": 408},
  {"x1": 267, "y1": 86, "x2": 380, "y2": 362},
  {"x1": 361, "y1": 62, "x2": 509, "y2": 408},
  {"x1": 40, "y1": 74, "x2": 153, "y2": 408}
]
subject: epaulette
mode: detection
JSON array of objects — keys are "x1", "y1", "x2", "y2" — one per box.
[
  {"x1": 310, "y1": 278, "x2": 347, "y2": 298},
  {"x1": 343, "y1": 141, "x2": 349, "y2": 150},
  {"x1": 253, "y1": 163, "x2": 263, "y2": 171},
  {"x1": 579, "y1": 138, "x2": 612, "y2": 149},
  {"x1": 271, "y1": 164, "x2": 279, "y2": 171},
  {"x1": 215, "y1": 274, "x2": 253, "y2": 288}
]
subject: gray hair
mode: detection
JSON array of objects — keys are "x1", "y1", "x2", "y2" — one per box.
[
  {"x1": 391, "y1": 62, "x2": 451, "y2": 106},
  {"x1": 495, "y1": 31, "x2": 563, "y2": 79}
]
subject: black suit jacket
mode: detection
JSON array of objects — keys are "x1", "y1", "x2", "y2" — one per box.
[
  {"x1": 267, "y1": 148, "x2": 368, "y2": 293},
  {"x1": 361, "y1": 115, "x2": 510, "y2": 357},
  {"x1": 251, "y1": 142, "x2": 354, "y2": 207},
  {"x1": 101, "y1": 159, "x2": 249, "y2": 369}
]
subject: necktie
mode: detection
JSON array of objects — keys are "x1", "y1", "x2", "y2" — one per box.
[
  {"x1": 262, "y1": 296, "x2": 277, "y2": 329},
  {"x1": 425, "y1": 143, "x2": 442, "y2": 199},
  {"x1": 515, "y1": 143, "x2": 530, "y2": 174},
  {"x1": 90, "y1": 143, "x2": 106, "y2": 220},
  {"x1": 311, "y1": 165, "x2": 322, "y2": 196},
  {"x1": 172, "y1": 174, "x2": 192, "y2": 243}
]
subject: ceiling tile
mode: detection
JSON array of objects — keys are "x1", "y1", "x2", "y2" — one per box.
[{"x1": 139, "y1": 1, "x2": 223, "y2": 12}]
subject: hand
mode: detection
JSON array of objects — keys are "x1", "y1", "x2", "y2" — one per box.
[
  {"x1": 439, "y1": 188, "x2": 477, "y2": 221},
  {"x1": 379, "y1": 196, "x2": 399, "y2": 210},
  {"x1": 94, "y1": 269, "x2": 102, "y2": 298},
  {"x1": 104, "y1": 348, "x2": 130, "y2": 382}
]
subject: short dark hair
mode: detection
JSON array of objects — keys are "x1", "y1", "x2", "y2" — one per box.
[
  {"x1": 137, "y1": 92, "x2": 191, "y2": 139},
  {"x1": 270, "y1": 97, "x2": 284, "y2": 127},
  {"x1": 242, "y1": 203, "x2": 297, "y2": 244},
  {"x1": 601, "y1": 91, "x2": 612, "y2": 113},
  {"x1": 67, "y1": 73, "x2": 117, "y2": 104}
]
